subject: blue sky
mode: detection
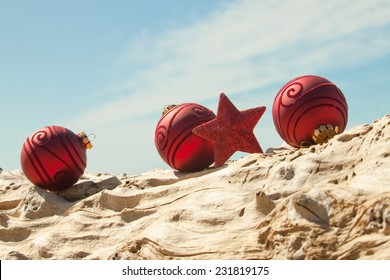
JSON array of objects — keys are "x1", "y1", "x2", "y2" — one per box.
[{"x1": 1, "y1": 0, "x2": 389, "y2": 175}]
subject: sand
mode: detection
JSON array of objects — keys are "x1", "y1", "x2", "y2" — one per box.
[{"x1": 1, "y1": 114, "x2": 390, "y2": 260}]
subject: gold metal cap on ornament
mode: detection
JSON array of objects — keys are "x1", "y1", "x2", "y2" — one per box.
[
  {"x1": 312, "y1": 124, "x2": 339, "y2": 144},
  {"x1": 78, "y1": 131, "x2": 93, "y2": 150},
  {"x1": 162, "y1": 104, "x2": 177, "y2": 115}
]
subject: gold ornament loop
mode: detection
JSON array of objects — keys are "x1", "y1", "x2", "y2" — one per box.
[{"x1": 312, "y1": 124, "x2": 339, "y2": 144}]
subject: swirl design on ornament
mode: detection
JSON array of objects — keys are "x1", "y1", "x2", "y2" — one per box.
[
  {"x1": 156, "y1": 125, "x2": 169, "y2": 150},
  {"x1": 281, "y1": 82, "x2": 304, "y2": 107},
  {"x1": 192, "y1": 105, "x2": 210, "y2": 118},
  {"x1": 31, "y1": 130, "x2": 52, "y2": 146},
  {"x1": 53, "y1": 170, "x2": 74, "y2": 190}
]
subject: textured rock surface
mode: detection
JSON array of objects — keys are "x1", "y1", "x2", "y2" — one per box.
[{"x1": 1, "y1": 115, "x2": 390, "y2": 260}]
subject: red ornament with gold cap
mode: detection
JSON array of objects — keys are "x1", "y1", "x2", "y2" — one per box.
[
  {"x1": 154, "y1": 103, "x2": 215, "y2": 172},
  {"x1": 272, "y1": 75, "x2": 348, "y2": 148},
  {"x1": 20, "y1": 125, "x2": 93, "y2": 191}
]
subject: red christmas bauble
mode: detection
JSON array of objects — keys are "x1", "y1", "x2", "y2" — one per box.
[
  {"x1": 21, "y1": 125, "x2": 91, "y2": 191},
  {"x1": 155, "y1": 103, "x2": 215, "y2": 172},
  {"x1": 272, "y1": 75, "x2": 348, "y2": 147}
]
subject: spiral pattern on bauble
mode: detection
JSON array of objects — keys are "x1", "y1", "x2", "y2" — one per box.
[
  {"x1": 192, "y1": 105, "x2": 212, "y2": 118},
  {"x1": 53, "y1": 170, "x2": 76, "y2": 188},
  {"x1": 281, "y1": 82, "x2": 304, "y2": 107},
  {"x1": 155, "y1": 125, "x2": 169, "y2": 150},
  {"x1": 31, "y1": 129, "x2": 52, "y2": 146}
]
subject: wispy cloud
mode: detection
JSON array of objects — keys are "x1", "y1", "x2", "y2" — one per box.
[{"x1": 66, "y1": 0, "x2": 390, "y2": 174}]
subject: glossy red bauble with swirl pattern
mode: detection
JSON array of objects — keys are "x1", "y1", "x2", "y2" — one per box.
[
  {"x1": 21, "y1": 125, "x2": 89, "y2": 191},
  {"x1": 272, "y1": 75, "x2": 348, "y2": 148},
  {"x1": 155, "y1": 103, "x2": 215, "y2": 172}
]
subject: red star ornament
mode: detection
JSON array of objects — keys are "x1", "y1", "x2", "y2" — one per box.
[{"x1": 192, "y1": 93, "x2": 266, "y2": 167}]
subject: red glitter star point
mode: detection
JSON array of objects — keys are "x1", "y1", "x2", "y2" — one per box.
[{"x1": 192, "y1": 93, "x2": 266, "y2": 167}]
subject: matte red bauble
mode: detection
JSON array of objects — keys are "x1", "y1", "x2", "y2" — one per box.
[
  {"x1": 272, "y1": 75, "x2": 348, "y2": 147},
  {"x1": 155, "y1": 103, "x2": 215, "y2": 172},
  {"x1": 21, "y1": 125, "x2": 92, "y2": 191}
]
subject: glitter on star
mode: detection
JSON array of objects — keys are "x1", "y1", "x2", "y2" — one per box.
[{"x1": 192, "y1": 93, "x2": 266, "y2": 167}]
